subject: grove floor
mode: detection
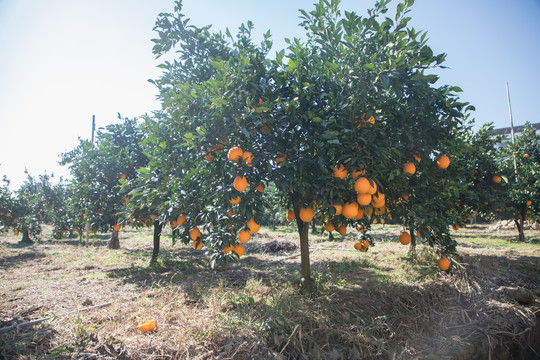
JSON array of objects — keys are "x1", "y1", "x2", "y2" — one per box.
[{"x1": 0, "y1": 224, "x2": 539, "y2": 359}]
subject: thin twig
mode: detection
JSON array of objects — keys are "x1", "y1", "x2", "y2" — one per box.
[{"x1": 279, "y1": 324, "x2": 301, "y2": 355}]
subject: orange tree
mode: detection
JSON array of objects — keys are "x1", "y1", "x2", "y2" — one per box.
[
  {"x1": 0, "y1": 176, "x2": 15, "y2": 236},
  {"x1": 61, "y1": 116, "x2": 147, "y2": 248},
  {"x1": 451, "y1": 123, "x2": 507, "y2": 224},
  {"x1": 497, "y1": 122, "x2": 540, "y2": 241},
  {"x1": 119, "y1": 112, "x2": 185, "y2": 265},
  {"x1": 6, "y1": 172, "x2": 46, "y2": 243},
  {"x1": 146, "y1": 0, "x2": 473, "y2": 288}
]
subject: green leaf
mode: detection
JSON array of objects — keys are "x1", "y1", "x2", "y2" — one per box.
[
  {"x1": 276, "y1": 49, "x2": 285, "y2": 65},
  {"x1": 288, "y1": 58, "x2": 296, "y2": 69},
  {"x1": 364, "y1": 63, "x2": 376, "y2": 71}
]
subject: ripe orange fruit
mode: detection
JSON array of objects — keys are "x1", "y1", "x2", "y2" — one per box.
[
  {"x1": 238, "y1": 229, "x2": 251, "y2": 243},
  {"x1": 227, "y1": 147, "x2": 243, "y2": 161},
  {"x1": 242, "y1": 151, "x2": 254, "y2": 166},
  {"x1": 492, "y1": 175, "x2": 502, "y2": 184},
  {"x1": 438, "y1": 258, "x2": 450, "y2": 271},
  {"x1": 342, "y1": 202, "x2": 359, "y2": 219},
  {"x1": 371, "y1": 192, "x2": 385, "y2": 204},
  {"x1": 190, "y1": 227, "x2": 202, "y2": 240},
  {"x1": 524, "y1": 153, "x2": 530, "y2": 158},
  {"x1": 299, "y1": 207, "x2": 315, "y2": 222},
  {"x1": 205, "y1": 153, "x2": 215, "y2": 162},
  {"x1": 177, "y1": 215, "x2": 186, "y2": 225},
  {"x1": 233, "y1": 176, "x2": 248, "y2": 192},
  {"x1": 365, "y1": 207, "x2": 373, "y2": 217},
  {"x1": 275, "y1": 152, "x2": 287, "y2": 166},
  {"x1": 255, "y1": 183, "x2": 265, "y2": 193},
  {"x1": 150, "y1": 214, "x2": 157, "y2": 220},
  {"x1": 331, "y1": 204, "x2": 343, "y2": 216},
  {"x1": 437, "y1": 155, "x2": 450, "y2": 169},
  {"x1": 526, "y1": 200, "x2": 532, "y2": 206},
  {"x1": 247, "y1": 218, "x2": 260, "y2": 233},
  {"x1": 193, "y1": 239, "x2": 203, "y2": 250},
  {"x1": 333, "y1": 165, "x2": 348, "y2": 179},
  {"x1": 138, "y1": 320, "x2": 157, "y2": 332},
  {"x1": 356, "y1": 208, "x2": 365, "y2": 219},
  {"x1": 113, "y1": 224, "x2": 121, "y2": 231},
  {"x1": 412, "y1": 153, "x2": 421, "y2": 163},
  {"x1": 337, "y1": 225, "x2": 347, "y2": 235},
  {"x1": 403, "y1": 162, "x2": 416, "y2": 175},
  {"x1": 359, "y1": 240, "x2": 370, "y2": 252},
  {"x1": 399, "y1": 231, "x2": 411, "y2": 245},
  {"x1": 357, "y1": 193, "x2": 372, "y2": 206},
  {"x1": 286, "y1": 210, "x2": 295, "y2": 221},
  {"x1": 171, "y1": 220, "x2": 178, "y2": 228},
  {"x1": 324, "y1": 222, "x2": 335, "y2": 233},
  {"x1": 351, "y1": 169, "x2": 366, "y2": 179},
  {"x1": 229, "y1": 196, "x2": 242, "y2": 205},
  {"x1": 233, "y1": 243, "x2": 245, "y2": 257},
  {"x1": 354, "y1": 177, "x2": 371, "y2": 193},
  {"x1": 354, "y1": 241, "x2": 362, "y2": 250},
  {"x1": 223, "y1": 245, "x2": 232, "y2": 254}
]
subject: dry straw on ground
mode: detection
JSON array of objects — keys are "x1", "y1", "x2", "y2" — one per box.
[{"x1": 0, "y1": 224, "x2": 539, "y2": 359}]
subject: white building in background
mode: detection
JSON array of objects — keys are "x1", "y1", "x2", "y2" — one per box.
[{"x1": 488, "y1": 122, "x2": 540, "y2": 149}]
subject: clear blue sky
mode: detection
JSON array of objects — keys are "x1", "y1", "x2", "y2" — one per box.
[{"x1": 1, "y1": 0, "x2": 539, "y2": 189}]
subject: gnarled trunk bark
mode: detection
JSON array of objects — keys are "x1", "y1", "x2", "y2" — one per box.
[
  {"x1": 514, "y1": 208, "x2": 526, "y2": 242},
  {"x1": 107, "y1": 229, "x2": 120, "y2": 249},
  {"x1": 20, "y1": 229, "x2": 33, "y2": 244}
]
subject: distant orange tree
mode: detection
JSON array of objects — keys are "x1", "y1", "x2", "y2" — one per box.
[
  {"x1": 61, "y1": 116, "x2": 147, "y2": 248},
  {"x1": 0, "y1": 172, "x2": 46, "y2": 244},
  {"x1": 497, "y1": 122, "x2": 540, "y2": 241},
  {"x1": 143, "y1": 0, "x2": 475, "y2": 288}
]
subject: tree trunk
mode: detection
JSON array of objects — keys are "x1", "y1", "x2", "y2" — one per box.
[
  {"x1": 311, "y1": 221, "x2": 318, "y2": 235},
  {"x1": 20, "y1": 229, "x2": 33, "y2": 244},
  {"x1": 328, "y1": 232, "x2": 334, "y2": 241},
  {"x1": 294, "y1": 206, "x2": 313, "y2": 291},
  {"x1": 514, "y1": 208, "x2": 526, "y2": 242},
  {"x1": 107, "y1": 229, "x2": 120, "y2": 249},
  {"x1": 408, "y1": 226, "x2": 417, "y2": 260},
  {"x1": 150, "y1": 220, "x2": 162, "y2": 265}
]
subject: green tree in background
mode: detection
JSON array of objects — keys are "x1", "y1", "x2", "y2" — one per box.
[
  {"x1": 61, "y1": 116, "x2": 147, "y2": 248},
  {"x1": 498, "y1": 122, "x2": 540, "y2": 241}
]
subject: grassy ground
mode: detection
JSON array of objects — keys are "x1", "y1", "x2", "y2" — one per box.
[{"x1": 0, "y1": 224, "x2": 539, "y2": 359}]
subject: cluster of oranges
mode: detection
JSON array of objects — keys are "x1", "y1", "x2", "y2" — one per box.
[
  {"x1": 186, "y1": 145, "x2": 265, "y2": 257},
  {"x1": 281, "y1": 153, "x2": 452, "y2": 269}
]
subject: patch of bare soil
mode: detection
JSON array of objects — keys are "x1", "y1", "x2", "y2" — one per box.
[{"x1": 0, "y1": 226, "x2": 539, "y2": 359}]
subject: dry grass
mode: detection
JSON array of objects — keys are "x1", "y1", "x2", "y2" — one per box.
[{"x1": 0, "y1": 224, "x2": 539, "y2": 359}]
